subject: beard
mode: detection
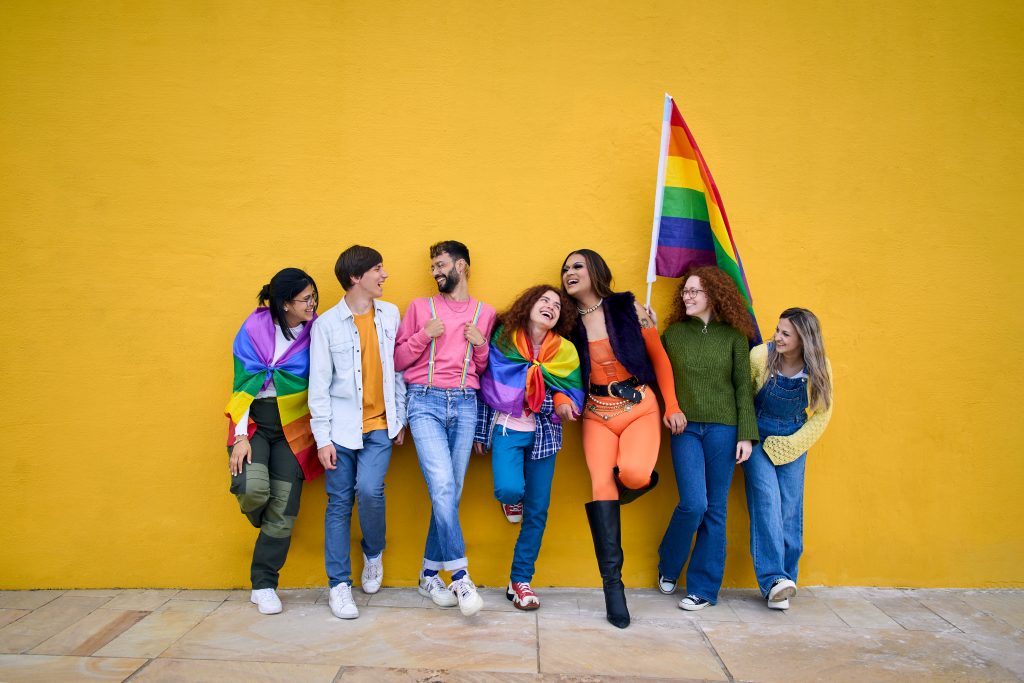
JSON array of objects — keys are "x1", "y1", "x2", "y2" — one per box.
[{"x1": 436, "y1": 266, "x2": 460, "y2": 294}]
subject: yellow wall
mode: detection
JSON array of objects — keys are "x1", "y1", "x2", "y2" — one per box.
[{"x1": 2, "y1": 0, "x2": 1021, "y2": 590}]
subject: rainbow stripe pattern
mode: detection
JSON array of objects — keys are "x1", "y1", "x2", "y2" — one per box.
[
  {"x1": 479, "y1": 327, "x2": 584, "y2": 418},
  {"x1": 648, "y1": 94, "x2": 760, "y2": 341},
  {"x1": 224, "y1": 308, "x2": 322, "y2": 480}
]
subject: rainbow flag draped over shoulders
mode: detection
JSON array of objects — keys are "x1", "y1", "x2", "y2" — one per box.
[
  {"x1": 224, "y1": 307, "x2": 323, "y2": 481},
  {"x1": 646, "y1": 94, "x2": 760, "y2": 343},
  {"x1": 479, "y1": 326, "x2": 584, "y2": 418}
]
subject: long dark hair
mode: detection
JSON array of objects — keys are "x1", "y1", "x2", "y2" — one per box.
[
  {"x1": 257, "y1": 268, "x2": 318, "y2": 340},
  {"x1": 495, "y1": 284, "x2": 576, "y2": 351},
  {"x1": 560, "y1": 248, "x2": 615, "y2": 299}
]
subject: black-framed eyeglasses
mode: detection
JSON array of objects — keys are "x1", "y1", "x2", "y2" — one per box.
[{"x1": 291, "y1": 294, "x2": 318, "y2": 307}]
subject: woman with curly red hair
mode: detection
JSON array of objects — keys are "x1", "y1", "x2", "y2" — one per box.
[
  {"x1": 473, "y1": 285, "x2": 584, "y2": 611},
  {"x1": 656, "y1": 265, "x2": 759, "y2": 611}
]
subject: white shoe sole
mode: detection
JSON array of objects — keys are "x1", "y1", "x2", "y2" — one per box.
[
  {"x1": 251, "y1": 597, "x2": 282, "y2": 615},
  {"x1": 678, "y1": 599, "x2": 711, "y2": 611},
  {"x1": 418, "y1": 585, "x2": 458, "y2": 608},
  {"x1": 767, "y1": 598, "x2": 790, "y2": 610},
  {"x1": 331, "y1": 607, "x2": 359, "y2": 619},
  {"x1": 361, "y1": 581, "x2": 381, "y2": 595},
  {"x1": 768, "y1": 580, "x2": 797, "y2": 602}
]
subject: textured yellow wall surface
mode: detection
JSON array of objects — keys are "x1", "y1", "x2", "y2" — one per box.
[{"x1": 2, "y1": 1, "x2": 1021, "y2": 589}]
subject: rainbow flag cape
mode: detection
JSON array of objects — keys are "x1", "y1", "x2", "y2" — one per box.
[
  {"x1": 224, "y1": 308, "x2": 323, "y2": 480},
  {"x1": 479, "y1": 327, "x2": 584, "y2": 418},
  {"x1": 646, "y1": 94, "x2": 760, "y2": 343}
]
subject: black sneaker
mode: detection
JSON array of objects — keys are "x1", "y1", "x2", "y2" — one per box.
[{"x1": 678, "y1": 594, "x2": 711, "y2": 611}]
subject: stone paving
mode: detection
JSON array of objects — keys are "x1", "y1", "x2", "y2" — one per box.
[{"x1": 0, "y1": 586, "x2": 1021, "y2": 681}]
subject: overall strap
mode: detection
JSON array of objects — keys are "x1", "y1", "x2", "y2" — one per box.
[
  {"x1": 459, "y1": 301, "x2": 484, "y2": 388},
  {"x1": 427, "y1": 297, "x2": 438, "y2": 387}
]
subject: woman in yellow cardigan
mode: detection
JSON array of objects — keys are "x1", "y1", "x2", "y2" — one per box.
[{"x1": 742, "y1": 308, "x2": 833, "y2": 611}]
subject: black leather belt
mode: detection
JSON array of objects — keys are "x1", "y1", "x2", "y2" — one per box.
[{"x1": 589, "y1": 376, "x2": 643, "y2": 401}]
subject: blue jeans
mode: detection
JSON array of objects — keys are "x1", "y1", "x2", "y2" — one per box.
[
  {"x1": 324, "y1": 429, "x2": 393, "y2": 587},
  {"x1": 742, "y1": 443, "x2": 807, "y2": 596},
  {"x1": 491, "y1": 428, "x2": 556, "y2": 583},
  {"x1": 657, "y1": 421, "x2": 737, "y2": 603},
  {"x1": 407, "y1": 385, "x2": 477, "y2": 572}
]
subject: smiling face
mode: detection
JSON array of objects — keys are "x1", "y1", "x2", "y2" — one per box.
[
  {"x1": 352, "y1": 262, "x2": 387, "y2": 298},
  {"x1": 284, "y1": 284, "x2": 317, "y2": 326},
  {"x1": 681, "y1": 275, "x2": 710, "y2": 319},
  {"x1": 773, "y1": 316, "x2": 804, "y2": 356},
  {"x1": 561, "y1": 253, "x2": 592, "y2": 298},
  {"x1": 431, "y1": 252, "x2": 462, "y2": 294},
  {"x1": 529, "y1": 289, "x2": 563, "y2": 332}
]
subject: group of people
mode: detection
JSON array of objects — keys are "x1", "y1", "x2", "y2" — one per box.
[{"x1": 224, "y1": 240, "x2": 834, "y2": 628}]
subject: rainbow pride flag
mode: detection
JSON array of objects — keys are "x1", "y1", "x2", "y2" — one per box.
[
  {"x1": 479, "y1": 327, "x2": 584, "y2": 418},
  {"x1": 225, "y1": 308, "x2": 322, "y2": 481},
  {"x1": 645, "y1": 94, "x2": 760, "y2": 342}
]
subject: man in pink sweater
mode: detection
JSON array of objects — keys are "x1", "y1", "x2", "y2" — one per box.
[{"x1": 395, "y1": 240, "x2": 497, "y2": 616}]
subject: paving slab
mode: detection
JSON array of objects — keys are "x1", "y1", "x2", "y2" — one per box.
[
  {"x1": 704, "y1": 621, "x2": 1021, "y2": 682},
  {"x1": 162, "y1": 601, "x2": 538, "y2": 672},
  {"x1": 0, "y1": 654, "x2": 146, "y2": 682}
]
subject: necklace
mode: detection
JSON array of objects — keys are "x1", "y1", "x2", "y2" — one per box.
[
  {"x1": 440, "y1": 294, "x2": 470, "y2": 314},
  {"x1": 577, "y1": 298, "x2": 604, "y2": 316}
]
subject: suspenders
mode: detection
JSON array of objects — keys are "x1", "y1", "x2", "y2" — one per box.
[{"x1": 426, "y1": 297, "x2": 484, "y2": 388}]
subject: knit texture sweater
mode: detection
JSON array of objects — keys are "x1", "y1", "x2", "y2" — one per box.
[
  {"x1": 662, "y1": 317, "x2": 758, "y2": 442},
  {"x1": 749, "y1": 343, "x2": 834, "y2": 465}
]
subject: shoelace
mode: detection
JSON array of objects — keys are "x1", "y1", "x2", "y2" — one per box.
[
  {"x1": 334, "y1": 584, "x2": 354, "y2": 602},
  {"x1": 685, "y1": 594, "x2": 703, "y2": 603},
  {"x1": 514, "y1": 582, "x2": 536, "y2": 598},
  {"x1": 365, "y1": 561, "x2": 382, "y2": 581},
  {"x1": 424, "y1": 575, "x2": 446, "y2": 593},
  {"x1": 452, "y1": 577, "x2": 477, "y2": 598}
]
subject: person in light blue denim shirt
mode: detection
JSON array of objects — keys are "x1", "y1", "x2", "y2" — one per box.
[{"x1": 308, "y1": 245, "x2": 406, "y2": 621}]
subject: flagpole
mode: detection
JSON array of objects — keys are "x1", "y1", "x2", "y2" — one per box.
[{"x1": 645, "y1": 93, "x2": 674, "y2": 306}]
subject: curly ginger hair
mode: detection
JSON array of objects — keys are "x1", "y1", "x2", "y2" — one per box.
[{"x1": 666, "y1": 265, "x2": 757, "y2": 341}]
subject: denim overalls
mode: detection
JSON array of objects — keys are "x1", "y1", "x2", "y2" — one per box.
[{"x1": 742, "y1": 351, "x2": 811, "y2": 596}]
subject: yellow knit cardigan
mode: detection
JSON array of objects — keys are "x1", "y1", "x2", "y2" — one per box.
[{"x1": 749, "y1": 343, "x2": 834, "y2": 466}]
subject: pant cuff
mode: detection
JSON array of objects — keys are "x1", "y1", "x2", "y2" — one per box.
[
  {"x1": 441, "y1": 558, "x2": 468, "y2": 572},
  {"x1": 422, "y1": 558, "x2": 444, "y2": 571}
]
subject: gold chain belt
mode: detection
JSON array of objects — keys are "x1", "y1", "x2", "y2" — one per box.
[{"x1": 586, "y1": 385, "x2": 647, "y2": 421}]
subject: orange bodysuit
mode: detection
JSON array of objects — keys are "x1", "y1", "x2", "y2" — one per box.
[{"x1": 582, "y1": 327, "x2": 681, "y2": 500}]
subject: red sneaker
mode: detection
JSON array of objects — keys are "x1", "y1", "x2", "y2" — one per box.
[
  {"x1": 501, "y1": 502, "x2": 523, "y2": 523},
  {"x1": 506, "y1": 581, "x2": 540, "y2": 610}
]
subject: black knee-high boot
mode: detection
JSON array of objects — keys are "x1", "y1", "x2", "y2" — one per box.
[
  {"x1": 585, "y1": 500, "x2": 630, "y2": 628},
  {"x1": 614, "y1": 467, "x2": 659, "y2": 505}
]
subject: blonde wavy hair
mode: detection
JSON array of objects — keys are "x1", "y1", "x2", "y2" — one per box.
[{"x1": 763, "y1": 308, "x2": 832, "y2": 411}]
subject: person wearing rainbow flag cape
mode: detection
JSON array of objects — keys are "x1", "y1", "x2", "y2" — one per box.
[
  {"x1": 225, "y1": 268, "x2": 322, "y2": 616},
  {"x1": 473, "y1": 285, "x2": 584, "y2": 611},
  {"x1": 308, "y1": 245, "x2": 407, "y2": 621},
  {"x1": 395, "y1": 240, "x2": 497, "y2": 617}
]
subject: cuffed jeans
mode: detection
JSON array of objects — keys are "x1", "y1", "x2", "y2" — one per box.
[
  {"x1": 657, "y1": 421, "x2": 737, "y2": 603},
  {"x1": 407, "y1": 385, "x2": 477, "y2": 572},
  {"x1": 324, "y1": 429, "x2": 393, "y2": 588},
  {"x1": 491, "y1": 428, "x2": 555, "y2": 583},
  {"x1": 742, "y1": 444, "x2": 806, "y2": 596}
]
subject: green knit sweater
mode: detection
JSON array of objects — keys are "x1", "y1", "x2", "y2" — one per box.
[{"x1": 662, "y1": 317, "x2": 758, "y2": 442}]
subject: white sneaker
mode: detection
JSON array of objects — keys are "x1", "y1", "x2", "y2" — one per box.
[
  {"x1": 329, "y1": 583, "x2": 359, "y2": 619},
  {"x1": 449, "y1": 576, "x2": 484, "y2": 617},
  {"x1": 658, "y1": 575, "x2": 677, "y2": 595},
  {"x1": 361, "y1": 553, "x2": 383, "y2": 594},
  {"x1": 418, "y1": 572, "x2": 458, "y2": 608},
  {"x1": 767, "y1": 598, "x2": 790, "y2": 610},
  {"x1": 678, "y1": 594, "x2": 711, "y2": 611},
  {"x1": 768, "y1": 578, "x2": 797, "y2": 602},
  {"x1": 250, "y1": 588, "x2": 282, "y2": 615}
]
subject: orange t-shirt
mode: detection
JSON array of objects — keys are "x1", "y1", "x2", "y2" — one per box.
[{"x1": 354, "y1": 309, "x2": 388, "y2": 433}]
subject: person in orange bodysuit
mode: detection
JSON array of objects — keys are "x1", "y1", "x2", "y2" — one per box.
[{"x1": 561, "y1": 249, "x2": 687, "y2": 628}]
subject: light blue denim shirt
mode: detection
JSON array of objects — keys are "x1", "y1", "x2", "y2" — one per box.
[{"x1": 308, "y1": 297, "x2": 407, "y2": 450}]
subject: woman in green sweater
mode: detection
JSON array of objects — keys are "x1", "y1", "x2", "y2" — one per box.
[{"x1": 656, "y1": 265, "x2": 759, "y2": 611}]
